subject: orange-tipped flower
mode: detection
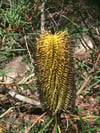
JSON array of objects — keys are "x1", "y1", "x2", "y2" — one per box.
[{"x1": 36, "y1": 31, "x2": 72, "y2": 113}]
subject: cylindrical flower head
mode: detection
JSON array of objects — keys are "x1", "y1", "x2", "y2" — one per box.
[
  {"x1": 36, "y1": 31, "x2": 72, "y2": 114},
  {"x1": 0, "y1": 124, "x2": 6, "y2": 133}
]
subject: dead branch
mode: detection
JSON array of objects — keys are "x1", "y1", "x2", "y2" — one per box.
[
  {"x1": 8, "y1": 90, "x2": 41, "y2": 107},
  {"x1": 39, "y1": 1, "x2": 45, "y2": 33}
]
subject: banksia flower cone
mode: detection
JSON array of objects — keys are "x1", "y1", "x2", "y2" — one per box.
[
  {"x1": 36, "y1": 31, "x2": 72, "y2": 114},
  {"x1": 0, "y1": 124, "x2": 6, "y2": 133}
]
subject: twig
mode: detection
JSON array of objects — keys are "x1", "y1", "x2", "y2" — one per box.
[
  {"x1": 8, "y1": 90, "x2": 41, "y2": 107},
  {"x1": 11, "y1": 38, "x2": 22, "y2": 48},
  {"x1": 0, "y1": 22, "x2": 4, "y2": 27},
  {"x1": 26, "y1": 112, "x2": 47, "y2": 133},
  {"x1": 39, "y1": 1, "x2": 45, "y2": 33},
  {"x1": 33, "y1": 0, "x2": 41, "y2": 15},
  {"x1": 2, "y1": 36, "x2": 6, "y2": 44},
  {"x1": 69, "y1": 114, "x2": 94, "y2": 121},
  {"x1": 65, "y1": 114, "x2": 79, "y2": 131},
  {"x1": 77, "y1": 51, "x2": 100, "y2": 95}
]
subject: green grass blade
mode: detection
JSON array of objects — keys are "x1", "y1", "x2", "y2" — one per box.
[
  {"x1": 78, "y1": 107, "x2": 85, "y2": 133},
  {"x1": 84, "y1": 127, "x2": 100, "y2": 132},
  {"x1": 38, "y1": 117, "x2": 54, "y2": 133}
]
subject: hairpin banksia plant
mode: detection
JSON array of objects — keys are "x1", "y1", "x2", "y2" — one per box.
[{"x1": 36, "y1": 31, "x2": 73, "y2": 114}]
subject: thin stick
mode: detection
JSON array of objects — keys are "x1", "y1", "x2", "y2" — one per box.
[
  {"x1": 8, "y1": 90, "x2": 41, "y2": 107},
  {"x1": 40, "y1": 2, "x2": 45, "y2": 33},
  {"x1": 69, "y1": 114, "x2": 94, "y2": 121},
  {"x1": 65, "y1": 114, "x2": 79, "y2": 131},
  {"x1": 26, "y1": 112, "x2": 47, "y2": 133},
  {"x1": 77, "y1": 51, "x2": 100, "y2": 95},
  {"x1": 33, "y1": 0, "x2": 41, "y2": 14}
]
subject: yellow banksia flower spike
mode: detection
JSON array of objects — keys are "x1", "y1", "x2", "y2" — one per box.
[
  {"x1": 0, "y1": 124, "x2": 6, "y2": 133},
  {"x1": 36, "y1": 31, "x2": 72, "y2": 114}
]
